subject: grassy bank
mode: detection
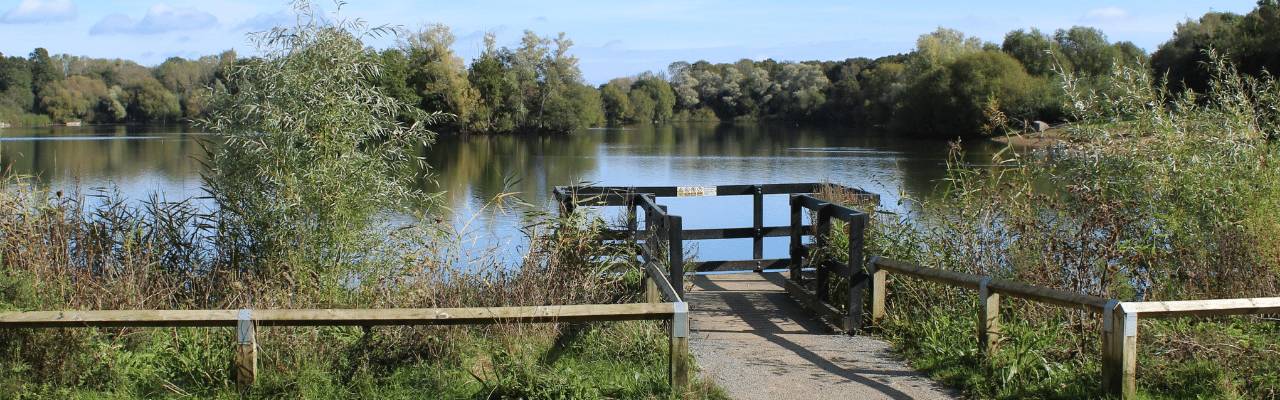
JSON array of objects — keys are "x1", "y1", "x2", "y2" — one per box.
[{"x1": 817, "y1": 56, "x2": 1280, "y2": 399}]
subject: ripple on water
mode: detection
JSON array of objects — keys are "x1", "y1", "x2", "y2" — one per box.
[{"x1": 786, "y1": 147, "x2": 903, "y2": 155}]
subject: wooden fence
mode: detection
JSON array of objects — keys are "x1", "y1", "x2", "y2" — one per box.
[
  {"x1": 0, "y1": 303, "x2": 691, "y2": 390},
  {"x1": 16, "y1": 184, "x2": 1270, "y2": 397},
  {"x1": 553, "y1": 183, "x2": 877, "y2": 274},
  {"x1": 867, "y1": 256, "x2": 1280, "y2": 399},
  {"x1": 781, "y1": 192, "x2": 1280, "y2": 399}
]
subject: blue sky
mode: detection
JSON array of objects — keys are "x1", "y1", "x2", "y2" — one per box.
[{"x1": 0, "y1": 0, "x2": 1260, "y2": 84}]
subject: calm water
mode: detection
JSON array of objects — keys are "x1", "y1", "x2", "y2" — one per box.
[{"x1": 0, "y1": 123, "x2": 998, "y2": 261}]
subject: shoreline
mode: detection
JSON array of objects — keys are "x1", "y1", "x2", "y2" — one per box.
[{"x1": 991, "y1": 128, "x2": 1065, "y2": 148}]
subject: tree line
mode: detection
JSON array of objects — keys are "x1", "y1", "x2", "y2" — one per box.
[
  {"x1": 0, "y1": 49, "x2": 235, "y2": 126},
  {"x1": 1, "y1": 1, "x2": 1277, "y2": 138}
]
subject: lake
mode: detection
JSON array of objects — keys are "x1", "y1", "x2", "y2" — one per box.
[{"x1": 0, "y1": 123, "x2": 999, "y2": 262}]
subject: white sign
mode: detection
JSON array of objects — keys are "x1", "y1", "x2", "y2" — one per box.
[{"x1": 676, "y1": 186, "x2": 717, "y2": 197}]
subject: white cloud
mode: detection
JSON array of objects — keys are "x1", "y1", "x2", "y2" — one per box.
[
  {"x1": 0, "y1": 0, "x2": 76, "y2": 24},
  {"x1": 1084, "y1": 6, "x2": 1129, "y2": 21},
  {"x1": 90, "y1": 4, "x2": 217, "y2": 35},
  {"x1": 234, "y1": 10, "x2": 292, "y2": 31}
]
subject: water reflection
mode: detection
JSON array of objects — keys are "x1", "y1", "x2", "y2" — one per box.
[
  {"x1": 2, "y1": 123, "x2": 998, "y2": 261},
  {"x1": 420, "y1": 123, "x2": 999, "y2": 260},
  {"x1": 0, "y1": 124, "x2": 208, "y2": 202}
]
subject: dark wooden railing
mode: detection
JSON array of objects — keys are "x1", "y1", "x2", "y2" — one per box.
[
  {"x1": 785, "y1": 193, "x2": 873, "y2": 332},
  {"x1": 553, "y1": 183, "x2": 877, "y2": 274}
]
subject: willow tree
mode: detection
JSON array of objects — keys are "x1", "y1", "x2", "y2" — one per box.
[{"x1": 199, "y1": 1, "x2": 443, "y2": 283}]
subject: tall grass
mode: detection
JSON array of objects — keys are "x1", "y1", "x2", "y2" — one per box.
[
  {"x1": 828, "y1": 54, "x2": 1280, "y2": 398},
  {"x1": 0, "y1": 179, "x2": 722, "y2": 398}
]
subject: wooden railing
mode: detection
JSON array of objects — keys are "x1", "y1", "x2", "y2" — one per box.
[
  {"x1": 0, "y1": 186, "x2": 699, "y2": 393},
  {"x1": 866, "y1": 256, "x2": 1280, "y2": 399},
  {"x1": 786, "y1": 193, "x2": 873, "y2": 332},
  {"x1": 554, "y1": 183, "x2": 877, "y2": 274},
  {"x1": 1101, "y1": 298, "x2": 1280, "y2": 398},
  {"x1": 0, "y1": 302, "x2": 691, "y2": 391},
  {"x1": 781, "y1": 192, "x2": 1280, "y2": 399}
]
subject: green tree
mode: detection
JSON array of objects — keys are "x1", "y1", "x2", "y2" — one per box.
[
  {"x1": 1112, "y1": 41, "x2": 1148, "y2": 67},
  {"x1": 912, "y1": 28, "x2": 984, "y2": 73},
  {"x1": 631, "y1": 73, "x2": 675, "y2": 122},
  {"x1": 537, "y1": 32, "x2": 593, "y2": 131},
  {"x1": 1150, "y1": 3, "x2": 1280, "y2": 94},
  {"x1": 0, "y1": 55, "x2": 35, "y2": 114},
  {"x1": 154, "y1": 56, "x2": 221, "y2": 119},
  {"x1": 405, "y1": 24, "x2": 480, "y2": 132},
  {"x1": 468, "y1": 32, "x2": 518, "y2": 132},
  {"x1": 154, "y1": 57, "x2": 205, "y2": 95},
  {"x1": 1054, "y1": 26, "x2": 1117, "y2": 76},
  {"x1": 123, "y1": 77, "x2": 180, "y2": 122},
  {"x1": 668, "y1": 61, "x2": 700, "y2": 110},
  {"x1": 734, "y1": 59, "x2": 777, "y2": 118},
  {"x1": 600, "y1": 78, "x2": 633, "y2": 124},
  {"x1": 628, "y1": 84, "x2": 655, "y2": 123},
  {"x1": 771, "y1": 62, "x2": 830, "y2": 119},
  {"x1": 895, "y1": 50, "x2": 1038, "y2": 137},
  {"x1": 512, "y1": 30, "x2": 549, "y2": 129},
  {"x1": 373, "y1": 49, "x2": 419, "y2": 109},
  {"x1": 1002, "y1": 28, "x2": 1059, "y2": 76},
  {"x1": 1235, "y1": 0, "x2": 1280, "y2": 76},
  {"x1": 38, "y1": 75, "x2": 113, "y2": 122},
  {"x1": 859, "y1": 60, "x2": 908, "y2": 126},
  {"x1": 543, "y1": 82, "x2": 603, "y2": 132},
  {"x1": 818, "y1": 58, "x2": 869, "y2": 123},
  {"x1": 28, "y1": 48, "x2": 59, "y2": 98}
]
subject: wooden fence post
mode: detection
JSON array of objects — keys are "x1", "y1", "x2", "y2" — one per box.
[
  {"x1": 627, "y1": 194, "x2": 638, "y2": 259},
  {"x1": 869, "y1": 256, "x2": 886, "y2": 324},
  {"x1": 669, "y1": 302, "x2": 690, "y2": 393},
  {"x1": 644, "y1": 268, "x2": 659, "y2": 303},
  {"x1": 667, "y1": 215, "x2": 684, "y2": 298},
  {"x1": 234, "y1": 309, "x2": 256, "y2": 389},
  {"x1": 555, "y1": 188, "x2": 576, "y2": 216},
  {"x1": 752, "y1": 185, "x2": 764, "y2": 262},
  {"x1": 978, "y1": 277, "x2": 1000, "y2": 355},
  {"x1": 814, "y1": 205, "x2": 833, "y2": 302},
  {"x1": 643, "y1": 202, "x2": 654, "y2": 263},
  {"x1": 789, "y1": 195, "x2": 803, "y2": 282},
  {"x1": 844, "y1": 213, "x2": 867, "y2": 332},
  {"x1": 1103, "y1": 301, "x2": 1137, "y2": 399}
]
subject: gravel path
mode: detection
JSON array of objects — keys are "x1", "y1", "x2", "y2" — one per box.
[{"x1": 686, "y1": 273, "x2": 956, "y2": 400}]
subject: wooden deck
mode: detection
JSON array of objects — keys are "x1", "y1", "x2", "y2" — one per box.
[{"x1": 686, "y1": 272, "x2": 954, "y2": 400}]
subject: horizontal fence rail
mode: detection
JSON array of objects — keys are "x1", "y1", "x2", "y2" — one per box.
[
  {"x1": 0, "y1": 304, "x2": 679, "y2": 328},
  {"x1": 869, "y1": 257, "x2": 1113, "y2": 312},
  {"x1": 0, "y1": 302, "x2": 691, "y2": 391},
  {"x1": 864, "y1": 256, "x2": 1280, "y2": 400},
  {"x1": 1121, "y1": 298, "x2": 1280, "y2": 317}
]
